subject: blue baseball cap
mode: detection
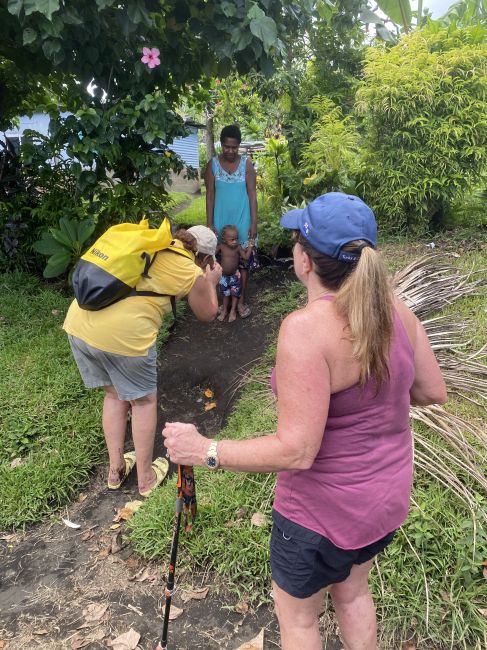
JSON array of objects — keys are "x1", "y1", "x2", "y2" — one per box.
[{"x1": 280, "y1": 192, "x2": 377, "y2": 262}]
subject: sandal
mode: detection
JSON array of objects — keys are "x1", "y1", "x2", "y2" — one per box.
[
  {"x1": 139, "y1": 457, "x2": 169, "y2": 498},
  {"x1": 237, "y1": 303, "x2": 251, "y2": 318},
  {"x1": 107, "y1": 451, "x2": 136, "y2": 490}
]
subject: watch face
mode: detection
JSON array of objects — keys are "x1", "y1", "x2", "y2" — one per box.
[{"x1": 207, "y1": 456, "x2": 218, "y2": 469}]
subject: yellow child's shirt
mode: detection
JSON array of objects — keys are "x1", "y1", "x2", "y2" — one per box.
[{"x1": 63, "y1": 241, "x2": 202, "y2": 356}]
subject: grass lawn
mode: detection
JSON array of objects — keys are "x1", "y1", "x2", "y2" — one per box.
[
  {"x1": 172, "y1": 194, "x2": 206, "y2": 227},
  {"x1": 128, "y1": 241, "x2": 487, "y2": 648},
  {"x1": 167, "y1": 191, "x2": 191, "y2": 209},
  {"x1": 0, "y1": 273, "x2": 104, "y2": 529}
]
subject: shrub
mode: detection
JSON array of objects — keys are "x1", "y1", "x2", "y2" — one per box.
[{"x1": 356, "y1": 23, "x2": 487, "y2": 233}]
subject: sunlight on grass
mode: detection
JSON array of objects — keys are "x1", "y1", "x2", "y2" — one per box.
[{"x1": 172, "y1": 195, "x2": 206, "y2": 227}]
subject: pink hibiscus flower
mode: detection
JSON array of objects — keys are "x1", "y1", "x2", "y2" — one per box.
[{"x1": 141, "y1": 47, "x2": 161, "y2": 69}]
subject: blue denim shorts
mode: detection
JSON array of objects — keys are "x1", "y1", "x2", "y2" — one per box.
[{"x1": 270, "y1": 510, "x2": 395, "y2": 599}]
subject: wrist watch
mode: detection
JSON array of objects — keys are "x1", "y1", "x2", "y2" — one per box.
[{"x1": 205, "y1": 441, "x2": 220, "y2": 470}]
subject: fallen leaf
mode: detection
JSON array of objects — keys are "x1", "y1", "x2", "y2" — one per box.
[
  {"x1": 181, "y1": 587, "x2": 209, "y2": 603},
  {"x1": 236, "y1": 507, "x2": 247, "y2": 519},
  {"x1": 62, "y1": 518, "x2": 81, "y2": 529},
  {"x1": 224, "y1": 520, "x2": 236, "y2": 528},
  {"x1": 479, "y1": 608, "x2": 487, "y2": 617},
  {"x1": 235, "y1": 628, "x2": 264, "y2": 650},
  {"x1": 234, "y1": 601, "x2": 249, "y2": 614},
  {"x1": 33, "y1": 629, "x2": 48, "y2": 635},
  {"x1": 440, "y1": 591, "x2": 450, "y2": 602},
  {"x1": 125, "y1": 557, "x2": 139, "y2": 571},
  {"x1": 0, "y1": 641, "x2": 6, "y2": 648},
  {"x1": 70, "y1": 632, "x2": 90, "y2": 649},
  {"x1": 483, "y1": 567, "x2": 487, "y2": 580},
  {"x1": 114, "y1": 500, "x2": 143, "y2": 522},
  {"x1": 203, "y1": 388, "x2": 214, "y2": 398},
  {"x1": 111, "y1": 531, "x2": 124, "y2": 554},
  {"x1": 51, "y1": 309, "x2": 61, "y2": 316},
  {"x1": 67, "y1": 430, "x2": 76, "y2": 438},
  {"x1": 97, "y1": 548, "x2": 110, "y2": 560},
  {"x1": 88, "y1": 629, "x2": 105, "y2": 642},
  {"x1": 107, "y1": 628, "x2": 140, "y2": 650},
  {"x1": 133, "y1": 566, "x2": 158, "y2": 582},
  {"x1": 80, "y1": 530, "x2": 94, "y2": 542},
  {"x1": 161, "y1": 604, "x2": 183, "y2": 621},
  {"x1": 481, "y1": 559, "x2": 487, "y2": 566},
  {"x1": 250, "y1": 512, "x2": 266, "y2": 527},
  {"x1": 204, "y1": 401, "x2": 217, "y2": 411},
  {"x1": 83, "y1": 602, "x2": 108, "y2": 623},
  {"x1": 78, "y1": 493, "x2": 87, "y2": 502},
  {"x1": 110, "y1": 523, "x2": 121, "y2": 530},
  {"x1": 10, "y1": 457, "x2": 23, "y2": 469}
]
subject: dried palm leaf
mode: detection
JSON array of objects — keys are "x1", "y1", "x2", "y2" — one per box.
[{"x1": 392, "y1": 255, "x2": 485, "y2": 318}]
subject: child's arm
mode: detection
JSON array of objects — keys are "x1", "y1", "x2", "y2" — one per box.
[{"x1": 239, "y1": 240, "x2": 254, "y2": 261}]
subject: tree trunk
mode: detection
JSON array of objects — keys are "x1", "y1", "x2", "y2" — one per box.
[{"x1": 205, "y1": 111, "x2": 216, "y2": 162}]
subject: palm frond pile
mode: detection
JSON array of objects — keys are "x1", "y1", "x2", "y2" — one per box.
[{"x1": 392, "y1": 256, "x2": 487, "y2": 521}]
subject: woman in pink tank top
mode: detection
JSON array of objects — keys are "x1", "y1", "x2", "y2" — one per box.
[{"x1": 162, "y1": 193, "x2": 447, "y2": 650}]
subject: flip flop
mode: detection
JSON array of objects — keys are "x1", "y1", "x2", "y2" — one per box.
[
  {"x1": 139, "y1": 457, "x2": 169, "y2": 498},
  {"x1": 238, "y1": 303, "x2": 251, "y2": 318},
  {"x1": 107, "y1": 451, "x2": 137, "y2": 490}
]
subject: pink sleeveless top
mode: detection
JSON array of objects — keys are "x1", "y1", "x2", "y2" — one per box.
[{"x1": 272, "y1": 297, "x2": 414, "y2": 549}]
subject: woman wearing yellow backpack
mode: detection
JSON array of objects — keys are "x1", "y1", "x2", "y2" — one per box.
[{"x1": 63, "y1": 225, "x2": 221, "y2": 497}]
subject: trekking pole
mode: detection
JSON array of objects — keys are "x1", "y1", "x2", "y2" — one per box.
[{"x1": 156, "y1": 464, "x2": 197, "y2": 650}]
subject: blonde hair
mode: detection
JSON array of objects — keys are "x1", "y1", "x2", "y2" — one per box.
[{"x1": 297, "y1": 233, "x2": 393, "y2": 386}]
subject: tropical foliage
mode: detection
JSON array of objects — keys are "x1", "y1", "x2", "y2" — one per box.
[{"x1": 356, "y1": 24, "x2": 487, "y2": 232}]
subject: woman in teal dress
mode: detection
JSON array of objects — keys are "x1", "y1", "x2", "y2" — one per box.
[{"x1": 205, "y1": 124, "x2": 257, "y2": 318}]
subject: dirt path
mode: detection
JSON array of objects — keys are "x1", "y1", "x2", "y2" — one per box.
[{"x1": 0, "y1": 267, "x2": 344, "y2": 650}]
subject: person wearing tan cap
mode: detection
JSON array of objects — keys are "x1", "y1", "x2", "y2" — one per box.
[{"x1": 64, "y1": 226, "x2": 221, "y2": 498}]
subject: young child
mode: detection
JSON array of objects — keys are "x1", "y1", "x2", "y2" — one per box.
[{"x1": 216, "y1": 224, "x2": 254, "y2": 322}]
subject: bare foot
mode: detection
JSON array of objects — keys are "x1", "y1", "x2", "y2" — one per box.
[
  {"x1": 217, "y1": 310, "x2": 227, "y2": 322},
  {"x1": 228, "y1": 311, "x2": 237, "y2": 322}
]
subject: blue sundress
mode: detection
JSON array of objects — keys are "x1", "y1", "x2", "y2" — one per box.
[{"x1": 211, "y1": 155, "x2": 251, "y2": 245}]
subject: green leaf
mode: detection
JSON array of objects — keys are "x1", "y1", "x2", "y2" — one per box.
[
  {"x1": 58, "y1": 217, "x2": 78, "y2": 243},
  {"x1": 23, "y1": 28, "x2": 37, "y2": 45},
  {"x1": 42, "y1": 39, "x2": 62, "y2": 61},
  {"x1": 316, "y1": 0, "x2": 335, "y2": 21},
  {"x1": 127, "y1": 0, "x2": 150, "y2": 25},
  {"x1": 43, "y1": 251, "x2": 72, "y2": 278},
  {"x1": 375, "y1": 24, "x2": 396, "y2": 42},
  {"x1": 247, "y1": 4, "x2": 265, "y2": 21},
  {"x1": 49, "y1": 228, "x2": 72, "y2": 249},
  {"x1": 96, "y1": 0, "x2": 115, "y2": 9},
  {"x1": 24, "y1": 0, "x2": 60, "y2": 21},
  {"x1": 249, "y1": 15, "x2": 278, "y2": 54},
  {"x1": 33, "y1": 235, "x2": 64, "y2": 256},
  {"x1": 7, "y1": 0, "x2": 23, "y2": 18},
  {"x1": 75, "y1": 220, "x2": 96, "y2": 244},
  {"x1": 376, "y1": 0, "x2": 412, "y2": 29},
  {"x1": 221, "y1": 1, "x2": 237, "y2": 17}
]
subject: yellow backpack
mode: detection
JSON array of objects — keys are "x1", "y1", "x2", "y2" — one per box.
[{"x1": 72, "y1": 217, "x2": 191, "y2": 311}]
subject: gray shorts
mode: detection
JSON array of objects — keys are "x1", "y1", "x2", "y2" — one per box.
[{"x1": 68, "y1": 335, "x2": 157, "y2": 401}]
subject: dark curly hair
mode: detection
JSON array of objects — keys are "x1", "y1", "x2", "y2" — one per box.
[{"x1": 220, "y1": 124, "x2": 242, "y2": 144}]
